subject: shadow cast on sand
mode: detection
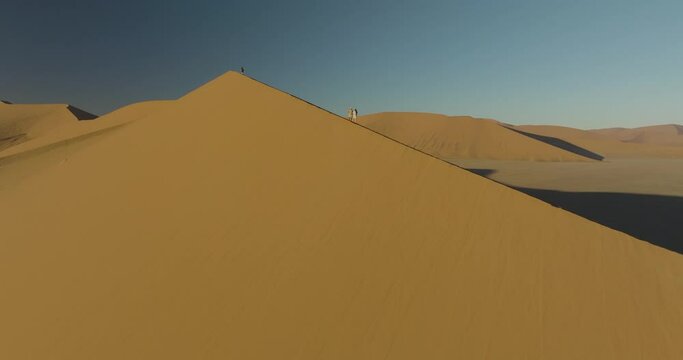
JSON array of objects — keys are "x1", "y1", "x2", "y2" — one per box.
[
  {"x1": 67, "y1": 105, "x2": 98, "y2": 120},
  {"x1": 507, "y1": 127, "x2": 605, "y2": 161},
  {"x1": 467, "y1": 168, "x2": 498, "y2": 177},
  {"x1": 515, "y1": 187, "x2": 683, "y2": 254},
  {"x1": 464, "y1": 167, "x2": 683, "y2": 254}
]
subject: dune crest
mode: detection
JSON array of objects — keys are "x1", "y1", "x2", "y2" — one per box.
[
  {"x1": 358, "y1": 112, "x2": 598, "y2": 161},
  {"x1": 1, "y1": 72, "x2": 683, "y2": 359}
]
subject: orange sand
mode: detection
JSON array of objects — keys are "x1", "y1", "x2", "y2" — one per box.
[
  {"x1": 1, "y1": 73, "x2": 682, "y2": 359},
  {"x1": 0, "y1": 100, "x2": 171, "y2": 160},
  {"x1": 359, "y1": 112, "x2": 594, "y2": 161}
]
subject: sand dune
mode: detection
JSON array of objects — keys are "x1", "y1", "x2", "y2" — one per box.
[
  {"x1": 0, "y1": 100, "x2": 170, "y2": 160},
  {"x1": 0, "y1": 103, "x2": 93, "y2": 137},
  {"x1": 1, "y1": 72, "x2": 683, "y2": 359},
  {"x1": 0, "y1": 103, "x2": 90, "y2": 152},
  {"x1": 358, "y1": 112, "x2": 596, "y2": 161},
  {"x1": 517, "y1": 124, "x2": 683, "y2": 158},
  {"x1": 592, "y1": 124, "x2": 683, "y2": 146}
]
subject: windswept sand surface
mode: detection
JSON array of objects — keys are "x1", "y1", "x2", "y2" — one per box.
[
  {"x1": 358, "y1": 112, "x2": 596, "y2": 161},
  {"x1": 0, "y1": 103, "x2": 93, "y2": 151},
  {"x1": 1, "y1": 72, "x2": 682, "y2": 359},
  {"x1": 0, "y1": 100, "x2": 171, "y2": 160}
]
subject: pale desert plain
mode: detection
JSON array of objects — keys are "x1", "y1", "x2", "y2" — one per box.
[{"x1": 1, "y1": 72, "x2": 683, "y2": 359}]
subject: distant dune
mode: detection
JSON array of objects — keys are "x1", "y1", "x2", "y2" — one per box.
[
  {"x1": 592, "y1": 124, "x2": 683, "y2": 146},
  {"x1": 0, "y1": 103, "x2": 88, "y2": 152},
  {"x1": 0, "y1": 100, "x2": 170, "y2": 160},
  {"x1": 358, "y1": 112, "x2": 597, "y2": 161},
  {"x1": 517, "y1": 124, "x2": 683, "y2": 158},
  {"x1": 1, "y1": 72, "x2": 682, "y2": 359}
]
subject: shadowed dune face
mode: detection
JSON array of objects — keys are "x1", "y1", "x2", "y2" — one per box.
[
  {"x1": 460, "y1": 157, "x2": 683, "y2": 254},
  {"x1": 66, "y1": 105, "x2": 98, "y2": 120},
  {"x1": 0, "y1": 100, "x2": 12, "y2": 104},
  {"x1": 358, "y1": 112, "x2": 596, "y2": 161},
  {"x1": 1, "y1": 73, "x2": 683, "y2": 359},
  {"x1": 460, "y1": 158, "x2": 683, "y2": 253},
  {"x1": 466, "y1": 168, "x2": 498, "y2": 177},
  {"x1": 514, "y1": 187, "x2": 683, "y2": 254},
  {"x1": 507, "y1": 127, "x2": 605, "y2": 160}
]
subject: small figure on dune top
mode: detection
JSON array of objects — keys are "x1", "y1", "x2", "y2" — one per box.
[{"x1": 240, "y1": 67, "x2": 245, "y2": 75}]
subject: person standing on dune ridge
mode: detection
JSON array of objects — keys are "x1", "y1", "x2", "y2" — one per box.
[
  {"x1": 352, "y1": 108, "x2": 358, "y2": 122},
  {"x1": 240, "y1": 67, "x2": 245, "y2": 75}
]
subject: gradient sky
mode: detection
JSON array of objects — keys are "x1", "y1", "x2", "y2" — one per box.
[{"x1": 3, "y1": 0, "x2": 683, "y2": 128}]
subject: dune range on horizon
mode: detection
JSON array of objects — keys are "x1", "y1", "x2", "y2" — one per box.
[
  {"x1": 515, "y1": 124, "x2": 683, "y2": 158},
  {"x1": 357, "y1": 112, "x2": 603, "y2": 161},
  {"x1": 358, "y1": 112, "x2": 683, "y2": 161}
]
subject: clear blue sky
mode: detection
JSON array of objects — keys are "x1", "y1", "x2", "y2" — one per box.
[{"x1": 2, "y1": 0, "x2": 683, "y2": 128}]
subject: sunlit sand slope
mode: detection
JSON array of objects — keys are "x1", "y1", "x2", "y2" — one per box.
[
  {"x1": 0, "y1": 103, "x2": 93, "y2": 151},
  {"x1": 0, "y1": 100, "x2": 171, "y2": 160},
  {"x1": 358, "y1": 112, "x2": 595, "y2": 161},
  {"x1": 1, "y1": 73, "x2": 682, "y2": 359}
]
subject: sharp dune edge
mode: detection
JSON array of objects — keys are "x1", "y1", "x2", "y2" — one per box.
[
  {"x1": 358, "y1": 112, "x2": 595, "y2": 161},
  {"x1": 1, "y1": 72, "x2": 683, "y2": 359}
]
